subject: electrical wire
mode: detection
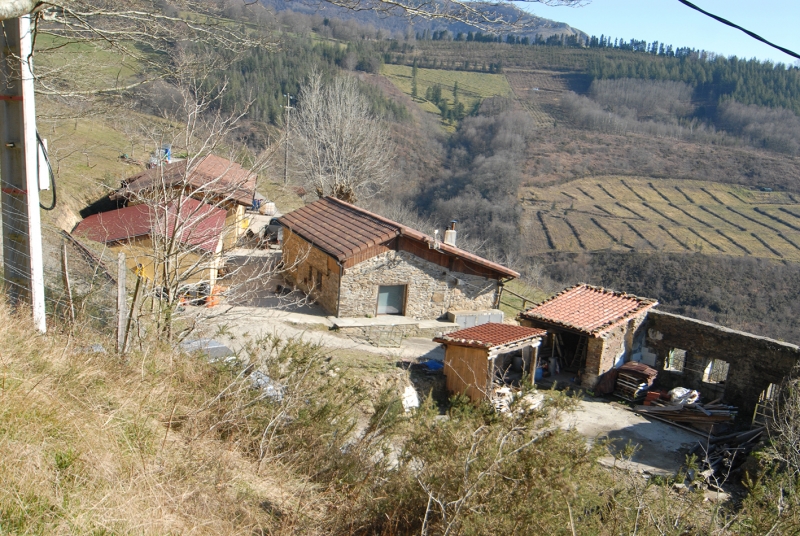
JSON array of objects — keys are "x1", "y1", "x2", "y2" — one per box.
[
  {"x1": 36, "y1": 130, "x2": 56, "y2": 210},
  {"x1": 676, "y1": 0, "x2": 800, "y2": 61}
]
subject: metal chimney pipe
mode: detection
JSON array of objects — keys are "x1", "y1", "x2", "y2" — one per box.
[{"x1": 443, "y1": 220, "x2": 457, "y2": 246}]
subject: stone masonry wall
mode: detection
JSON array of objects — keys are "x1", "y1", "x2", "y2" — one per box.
[
  {"x1": 281, "y1": 230, "x2": 340, "y2": 315},
  {"x1": 645, "y1": 310, "x2": 800, "y2": 424},
  {"x1": 338, "y1": 250, "x2": 498, "y2": 319}
]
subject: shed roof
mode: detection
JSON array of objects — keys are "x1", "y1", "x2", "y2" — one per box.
[
  {"x1": 112, "y1": 154, "x2": 256, "y2": 206},
  {"x1": 434, "y1": 323, "x2": 547, "y2": 349},
  {"x1": 73, "y1": 197, "x2": 226, "y2": 252},
  {"x1": 519, "y1": 284, "x2": 657, "y2": 337},
  {"x1": 278, "y1": 197, "x2": 519, "y2": 278}
]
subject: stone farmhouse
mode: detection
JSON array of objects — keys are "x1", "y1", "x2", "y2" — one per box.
[{"x1": 278, "y1": 197, "x2": 519, "y2": 318}]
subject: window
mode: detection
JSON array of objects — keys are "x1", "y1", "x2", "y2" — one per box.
[
  {"x1": 665, "y1": 348, "x2": 686, "y2": 372},
  {"x1": 377, "y1": 285, "x2": 406, "y2": 315},
  {"x1": 703, "y1": 359, "x2": 730, "y2": 384},
  {"x1": 315, "y1": 269, "x2": 322, "y2": 289}
]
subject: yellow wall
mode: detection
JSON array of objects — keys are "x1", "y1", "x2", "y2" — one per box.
[
  {"x1": 281, "y1": 230, "x2": 340, "y2": 315},
  {"x1": 107, "y1": 235, "x2": 222, "y2": 290}
]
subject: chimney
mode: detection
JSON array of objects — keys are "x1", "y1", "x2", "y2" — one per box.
[{"x1": 443, "y1": 220, "x2": 457, "y2": 246}]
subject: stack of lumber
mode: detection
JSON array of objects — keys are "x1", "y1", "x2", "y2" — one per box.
[
  {"x1": 633, "y1": 401, "x2": 737, "y2": 425},
  {"x1": 612, "y1": 362, "x2": 659, "y2": 401},
  {"x1": 615, "y1": 372, "x2": 649, "y2": 400},
  {"x1": 688, "y1": 427, "x2": 765, "y2": 483}
]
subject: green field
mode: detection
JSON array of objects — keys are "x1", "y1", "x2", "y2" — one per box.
[
  {"x1": 520, "y1": 177, "x2": 800, "y2": 262},
  {"x1": 381, "y1": 64, "x2": 512, "y2": 117}
]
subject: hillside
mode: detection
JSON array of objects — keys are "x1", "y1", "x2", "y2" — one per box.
[
  {"x1": 28, "y1": 1, "x2": 800, "y2": 345},
  {"x1": 5, "y1": 3, "x2": 800, "y2": 533}
]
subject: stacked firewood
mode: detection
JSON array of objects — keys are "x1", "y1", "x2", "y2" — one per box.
[{"x1": 688, "y1": 427, "x2": 765, "y2": 484}]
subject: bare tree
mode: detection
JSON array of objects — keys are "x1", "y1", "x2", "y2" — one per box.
[
  {"x1": 293, "y1": 71, "x2": 394, "y2": 204},
  {"x1": 0, "y1": 1, "x2": 586, "y2": 32},
  {"x1": 84, "y1": 78, "x2": 290, "y2": 341}
]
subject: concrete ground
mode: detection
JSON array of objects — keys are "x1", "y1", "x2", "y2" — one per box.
[
  {"x1": 195, "y1": 303, "x2": 445, "y2": 362},
  {"x1": 560, "y1": 397, "x2": 700, "y2": 476}
]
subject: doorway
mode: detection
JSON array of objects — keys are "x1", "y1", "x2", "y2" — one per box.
[{"x1": 377, "y1": 284, "x2": 406, "y2": 315}]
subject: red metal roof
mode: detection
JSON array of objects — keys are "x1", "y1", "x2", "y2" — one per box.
[
  {"x1": 278, "y1": 197, "x2": 519, "y2": 278},
  {"x1": 73, "y1": 197, "x2": 226, "y2": 252},
  {"x1": 519, "y1": 284, "x2": 657, "y2": 336},
  {"x1": 111, "y1": 154, "x2": 256, "y2": 206},
  {"x1": 434, "y1": 323, "x2": 546, "y2": 349}
]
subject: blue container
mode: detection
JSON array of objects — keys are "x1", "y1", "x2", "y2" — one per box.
[{"x1": 534, "y1": 367, "x2": 544, "y2": 381}]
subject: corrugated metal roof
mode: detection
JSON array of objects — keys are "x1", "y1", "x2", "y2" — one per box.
[
  {"x1": 434, "y1": 323, "x2": 546, "y2": 349},
  {"x1": 278, "y1": 197, "x2": 519, "y2": 278},
  {"x1": 519, "y1": 284, "x2": 657, "y2": 336},
  {"x1": 73, "y1": 197, "x2": 226, "y2": 252},
  {"x1": 111, "y1": 154, "x2": 256, "y2": 206}
]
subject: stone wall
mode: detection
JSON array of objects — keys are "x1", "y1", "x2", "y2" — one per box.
[
  {"x1": 585, "y1": 315, "x2": 649, "y2": 389},
  {"x1": 644, "y1": 310, "x2": 800, "y2": 423},
  {"x1": 338, "y1": 250, "x2": 499, "y2": 319},
  {"x1": 281, "y1": 230, "x2": 340, "y2": 314}
]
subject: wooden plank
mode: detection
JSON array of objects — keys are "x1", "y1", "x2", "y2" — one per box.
[{"x1": 444, "y1": 345, "x2": 491, "y2": 402}]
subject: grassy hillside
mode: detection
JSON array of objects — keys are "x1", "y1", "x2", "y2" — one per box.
[{"x1": 381, "y1": 64, "x2": 512, "y2": 118}]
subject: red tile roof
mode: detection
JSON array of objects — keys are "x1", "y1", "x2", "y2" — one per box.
[
  {"x1": 111, "y1": 154, "x2": 256, "y2": 206},
  {"x1": 278, "y1": 197, "x2": 519, "y2": 278},
  {"x1": 519, "y1": 284, "x2": 657, "y2": 336},
  {"x1": 434, "y1": 323, "x2": 546, "y2": 349},
  {"x1": 73, "y1": 197, "x2": 226, "y2": 252}
]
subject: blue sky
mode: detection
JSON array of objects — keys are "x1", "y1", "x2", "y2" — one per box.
[{"x1": 523, "y1": 0, "x2": 799, "y2": 65}]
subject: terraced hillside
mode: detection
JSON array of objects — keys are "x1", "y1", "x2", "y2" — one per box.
[{"x1": 521, "y1": 177, "x2": 800, "y2": 262}]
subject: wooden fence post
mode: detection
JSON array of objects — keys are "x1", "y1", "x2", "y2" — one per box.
[
  {"x1": 116, "y1": 252, "x2": 127, "y2": 353},
  {"x1": 61, "y1": 243, "x2": 75, "y2": 323},
  {"x1": 122, "y1": 272, "x2": 141, "y2": 354}
]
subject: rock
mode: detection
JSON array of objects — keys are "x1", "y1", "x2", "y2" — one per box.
[
  {"x1": 402, "y1": 385, "x2": 419, "y2": 412},
  {"x1": 704, "y1": 490, "x2": 731, "y2": 503}
]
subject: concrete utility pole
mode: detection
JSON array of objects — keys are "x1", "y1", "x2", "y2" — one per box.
[
  {"x1": 282, "y1": 94, "x2": 293, "y2": 185},
  {"x1": 0, "y1": 14, "x2": 46, "y2": 332}
]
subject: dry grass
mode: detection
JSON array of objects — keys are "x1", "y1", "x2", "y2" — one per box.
[
  {"x1": 0, "y1": 307, "x2": 319, "y2": 535},
  {"x1": 520, "y1": 176, "x2": 800, "y2": 261}
]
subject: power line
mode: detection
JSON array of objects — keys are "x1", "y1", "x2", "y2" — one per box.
[{"x1": 676, "y1": 0, "x2": 800, "y2": 61}]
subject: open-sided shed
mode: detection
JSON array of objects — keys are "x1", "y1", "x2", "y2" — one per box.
[
  {"x1": 518, "y1": 284, "x2": 657, "y2": 390},
  {"x1": 434, "y1": 323, "x2": 547, "y2": 403}
]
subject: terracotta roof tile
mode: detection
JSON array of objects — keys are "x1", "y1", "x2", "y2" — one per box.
[
  {"x1": 278, "y1": 197, "x2": 519, "y2": 278},
  {"x1": 519, "y1": 284, "x2": 657, "y2": 336},
  {"x1": 111, "y1": 154, "x2": 256, "y2": 206},
  {"x1": 434, "y1": 323, "x2": 546, "y2": 349},
  {"x1": 73, "y1": 197, "x2": 226, "y2": 252}
]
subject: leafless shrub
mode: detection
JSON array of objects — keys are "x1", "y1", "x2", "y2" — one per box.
[
  {"x1": 589, "y1": 78, "x2": 695, "y2": 123},
  {"x1": 717, "y1": 100, "x2": 800, "y2": 156},
  {"x1": 562, "y1": 91, "x2": 720, "y2": 142}
]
